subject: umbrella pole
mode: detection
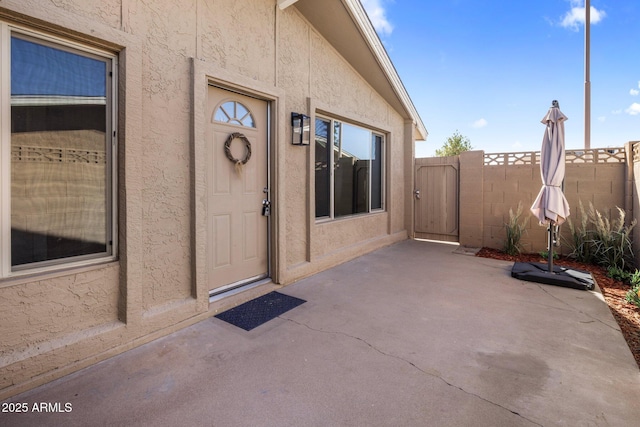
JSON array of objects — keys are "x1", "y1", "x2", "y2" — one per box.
[{"x1": 548, "y1": 223, "x2": 554, "y2": 273}]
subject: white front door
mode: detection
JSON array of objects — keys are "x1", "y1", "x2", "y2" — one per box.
[{"x1": 206, "y1": 86, "x2": 269, "y2": 294}]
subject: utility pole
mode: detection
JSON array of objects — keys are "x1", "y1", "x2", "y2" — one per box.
[{"x1": 584, "y1": 0, "x2": 591, "y2": 149}]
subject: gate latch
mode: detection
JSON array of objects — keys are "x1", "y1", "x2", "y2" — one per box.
[
  {"x1": 414, "y1": 189, "x2": 421, "y2": 200},
  {"x1": 262, "y1": 199, "x2": 271, "y2": 216}
]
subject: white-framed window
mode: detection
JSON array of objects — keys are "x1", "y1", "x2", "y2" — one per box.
[
  {"x1": 315, "y1": 116, "x2": 384, "y2": 219},
  {"x1": 0, "y1": 23, "x2": 117, "y2": 277}
]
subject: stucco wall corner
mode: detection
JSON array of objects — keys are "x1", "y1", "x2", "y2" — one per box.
[{"x1": 190, "y1": 58, "x2": 210, "y2": 312}]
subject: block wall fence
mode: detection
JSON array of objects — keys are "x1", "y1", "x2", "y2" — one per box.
[
  {"x1": 457, "y1": 141, "x2": 640, "y2": 266},
  {"x1": 11, "y1": 131, "x2": 106, "y2": 244}
]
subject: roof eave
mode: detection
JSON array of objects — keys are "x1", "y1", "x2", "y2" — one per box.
[{"x1": 342, "y1": 0, "x2": 427, "y2": 140}]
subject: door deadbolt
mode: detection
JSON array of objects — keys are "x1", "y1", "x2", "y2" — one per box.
[{"x1": 262, "y1": 199, "x2": 271, "y2": 216}]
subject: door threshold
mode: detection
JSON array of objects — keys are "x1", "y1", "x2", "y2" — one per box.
[{"x1": 209, "y1": 276, "x2": 272, "y2": 304}]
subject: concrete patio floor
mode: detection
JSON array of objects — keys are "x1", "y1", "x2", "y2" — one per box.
[{"x1": 2, "y1": 239, "x2": 640, "y2": 426}]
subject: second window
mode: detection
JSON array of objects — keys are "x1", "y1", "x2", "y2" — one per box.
[{"x1": 315, "y1": 117, "x2": 384, "y2": 219}]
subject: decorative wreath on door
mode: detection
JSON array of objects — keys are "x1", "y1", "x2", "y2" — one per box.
[{"x1": 224, "y1": 132, "x2": 252, "y2": 175}]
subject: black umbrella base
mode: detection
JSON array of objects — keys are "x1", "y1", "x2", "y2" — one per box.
[{"x1": 511, "y1": 262, "x2": 595, "y2": 291}]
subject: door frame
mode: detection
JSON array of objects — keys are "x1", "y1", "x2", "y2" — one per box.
[
  {"x1": 206, "y1": 84, "x2": 272, "y2": 297},
  {"x1": 190, "y1": 60, "x2": 284, "y2": 311}
]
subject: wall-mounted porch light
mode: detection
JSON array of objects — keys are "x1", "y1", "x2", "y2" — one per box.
[{"x1": 291, "y1": 112, "x2": 310, "y2": 146}]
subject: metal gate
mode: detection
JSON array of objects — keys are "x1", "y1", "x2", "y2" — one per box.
[{"x1": 414, "y1": 156, "x2": 459, "y2": 242}]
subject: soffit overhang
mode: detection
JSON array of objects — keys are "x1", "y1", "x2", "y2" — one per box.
[{"x1": 292, "y1": 0, "x2": 427, "y2": 140}]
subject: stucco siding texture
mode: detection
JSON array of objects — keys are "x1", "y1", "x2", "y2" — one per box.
[
  {"x1": 0, "y1": 264, "x2": 120, "y2": 390},
  {"x1": 279, "y1": 9, "x2": 407, "y2": 269},
  {"x1": 198, "y1": 0, "x2": 276, "y2": 82},
  {"x1": 0, "y1": 0, "x2": 414, "y2": 398},
  {"x1": 278, "y1": 11, "x2": 311, "y2": 267},
  {"x1": 134, "y1": 0, "x2": 196, "y2": 308},
  {"x1": 16, "y1": 0, "x2": 122, "y2": 29},
  {"x1": 310, "y1": 34, "x2": 389, "y2": 123},
  {"x1": 389, "y1": 120, "x2": 408, "y2": 234}
]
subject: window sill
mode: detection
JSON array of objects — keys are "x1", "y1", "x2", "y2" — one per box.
[
  {"x1": 0, "y1": 258, "x2": 119, "y2": 289},
  {"x1": 315, "y1": 210, "x2": 386, "y2": 225}
]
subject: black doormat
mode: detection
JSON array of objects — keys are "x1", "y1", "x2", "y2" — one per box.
[{"x1": 215, "y1": 291, "x2": 306, "y2": 331}]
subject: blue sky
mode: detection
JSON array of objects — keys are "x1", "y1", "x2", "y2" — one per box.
[
  {"x1": 12, "y1": 37, "x2": 105, "y2": 97},
  {"x1": 361, "y1": 0, "x2": 640, "y2": 157}
]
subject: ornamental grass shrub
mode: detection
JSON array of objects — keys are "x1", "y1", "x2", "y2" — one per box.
[
  {"x1": 588, "y1": 204, "x2": 635, "y2": 271},
  {"x1": 565, "y1": 201, "x2": 636, "y2": 272},
  {"x1": 504, "y1": 202, "x2": 528, "y2": 256},
  {"x1": 566, "y1": 201, "x2": 594, "y2": 264}
]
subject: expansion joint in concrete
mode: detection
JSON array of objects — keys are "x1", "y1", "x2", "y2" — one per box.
[
  {"x1": 534, "y1": 283, "x2": 620, "y2": 332},
  {"x1": 281, "y1": 316, "x2": 543, "y2": 427}
]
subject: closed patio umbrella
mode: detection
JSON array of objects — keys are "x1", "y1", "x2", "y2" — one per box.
[
  {"x1": 531, "y1": 100, "x2": 570, "y2": 227},
  {"x1": 511, "y1": 100, "x2": 593, "y2": 290},
  {"x1": 530, "y1": 100, "x2": 570, "y2": 273},
  {"x1": 531, "y1": 100, "x2": 569, "y2": 272}
]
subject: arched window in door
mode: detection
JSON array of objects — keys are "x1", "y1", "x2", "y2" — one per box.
[{"x1": 214, "y1": 101, "x2": 255, "y2": 128}]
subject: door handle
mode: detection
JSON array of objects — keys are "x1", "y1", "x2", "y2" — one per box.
[
  {"x1": 262, "y1": 199, "x2": 271, "y2": 216},
  {"x1": 414, "y1": 190, "x2": 421, "y2": 200}
]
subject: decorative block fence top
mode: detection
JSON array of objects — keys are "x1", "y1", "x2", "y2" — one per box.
[
  {"x1": 484, "y1": 147, "x2": 626, "y2": 166},
  {"x1": 634, "y1": 143, "x2": 640, "y2": 163},
  {"x1": 12, "y1": 145, "x2": 106, "y2": 164}
]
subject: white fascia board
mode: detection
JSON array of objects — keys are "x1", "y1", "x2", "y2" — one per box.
[
  {"x1": 344, "y1": 0, "x2": 428, "y2": 140},
  {"x1": 278, "y1": 0, "x2": 300, "y2": 10}
]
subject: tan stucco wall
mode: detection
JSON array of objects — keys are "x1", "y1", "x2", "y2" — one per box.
[
  {"x1": 270, "y1": 7, "x2": 408, "y2": 281},
  {"x1": 0, "y1": 0, "x2": 415, "y2": 399}
]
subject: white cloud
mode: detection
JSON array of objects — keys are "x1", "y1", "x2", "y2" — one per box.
[
  {"x1": 472, "y1": 118, "x2": 488, "y2": 128},
  {"x1": 560, "y1": 1, "x2": 606, "y2": 31},
  {"x1": 631, "y1": 89, "x2": 640, "y2": 96},
  {"x1": 626, "y1": 103, "x2": 640, "y2": 116},
  {"x1": 512, "y1": 141, "x2": 523, "y2": 149},
  {"x1": 598, "y1": 116, "x2": 606, "y2": 122},
  {"x1": 612, "y1": 109, "x2": 623, "y2": 115},
  {"x1": 361, "y1": 0, "x2": 394, "y2": 36}
]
